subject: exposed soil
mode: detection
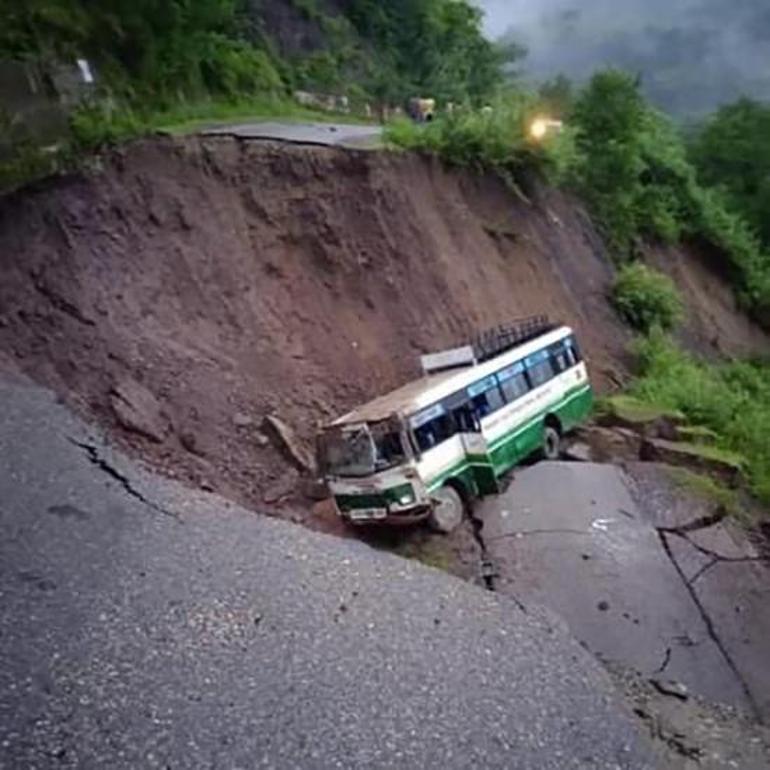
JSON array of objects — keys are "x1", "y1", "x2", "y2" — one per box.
[
  {"x1": 0, "y1": 136, "x2": 767, "y2": 528},
  {"x1": 646, "y1": 242, "x2": 770, "y2": 359}
]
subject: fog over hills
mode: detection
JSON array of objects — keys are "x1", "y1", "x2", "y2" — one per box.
[{"x1": 477, "y1": 0, "x2": 770, "y2": 116}]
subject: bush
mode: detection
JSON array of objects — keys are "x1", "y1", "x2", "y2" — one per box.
[
  {"x1": 384, "y1": 95, "x2": 544, "y2": 185},
  {"x1": 630, "y1": 332, "x2": 770, "y2": 503},
  {"x1": 612, "y1": 263, "x2": 684, "y2": 333},
  {"x1": 567, "y1": 70, "x2": 770, "y2": 324}
]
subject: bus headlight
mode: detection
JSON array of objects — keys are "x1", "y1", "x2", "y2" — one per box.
[{"x1": 392, "y1": 484, "x2": 415, "y2": 507}]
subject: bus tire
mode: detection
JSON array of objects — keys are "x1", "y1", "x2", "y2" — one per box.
[
  {"x1": 542, "y1": 424, "x2": 562, "y2": 461},
  {"x1": 428, "y1": 486, "x2": 465, "y2": 534}
]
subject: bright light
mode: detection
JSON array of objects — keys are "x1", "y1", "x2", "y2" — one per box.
[
  {"x1": 529, "y1": 117, "x2": 564, "y2": 142},
  {"x1": 530, "y1": 118, "x2": 548, "y2": 140}
]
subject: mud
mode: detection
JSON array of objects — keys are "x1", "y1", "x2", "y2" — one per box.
[
  {"x1": 0, "y1": 137, "x2": 628, "y2": 524},
  {"x1": 0, "y1": 137, "x2": 767, "y2": 528}
]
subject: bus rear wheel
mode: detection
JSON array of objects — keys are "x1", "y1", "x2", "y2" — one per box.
[
  {"x1": 542, "y1": 424, "x2": 562, "y2": 461},
  {"x1": 428, "y1": 486, "x2": 464, "y2": 534}
]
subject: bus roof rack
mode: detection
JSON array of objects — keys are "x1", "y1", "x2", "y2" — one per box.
[
  {"x1": 421, "y1": 316, "x2": 558, "y2": 375},
  {"x1": 471, "y1": 315, "x2": 557, "y2": 364}
]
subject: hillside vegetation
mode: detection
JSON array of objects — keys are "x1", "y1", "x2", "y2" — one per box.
[
  {"x1": 387, "y1": 71, "x2": 770, "y2": 328},
  {"x1": 0, "y1": 0, "x2": 506, "y2": 108}
]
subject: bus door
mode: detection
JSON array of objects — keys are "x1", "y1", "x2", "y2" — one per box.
[{"x1": 452, "y1": 404, "x2": 499, "y2": 496}]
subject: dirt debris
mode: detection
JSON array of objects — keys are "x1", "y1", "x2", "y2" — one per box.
[
  {"x1": 110, "y1": 377, "x2": 170, "y2": 443},
  {"x1": 262, "y1": 414, "x2": 316, "y2": 475},
  {"x1": 0, "y1": 137, "x2": 767, "y2": 527}
]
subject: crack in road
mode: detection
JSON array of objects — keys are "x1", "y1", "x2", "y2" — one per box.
[
  {"x1": 69, "y1": 439, "x2": 181, "y2": 522},
  {"x1": 658, "y1": 510, "x2": 727, "y2": 535},
  {"x1": 668, "y1": 529, "x2": 769, "y2": 568},
  {"x1": 469, "y1": 510, "x2": 530, "y2": 612},
  {"x1": 654, "y1": 646, "x2": 672, "y2": 675},
  {"x1": 487, "y1": 528, "x2": 589, "y2": 542},
  {"x1": 657, "y1": 530, "x2": 762, "y2": 722}
]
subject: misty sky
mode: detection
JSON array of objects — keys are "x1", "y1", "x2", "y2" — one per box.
[{"x1": 476, "y1": 0, "x2": 770, "y2": 116}]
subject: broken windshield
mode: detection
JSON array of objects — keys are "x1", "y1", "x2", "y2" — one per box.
[{"x1": 320, "y1": 423, "x2": 407, "y2": 478}]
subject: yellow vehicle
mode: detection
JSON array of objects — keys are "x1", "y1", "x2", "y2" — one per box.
[{"x1": 407, "y1": 97, "x2": 436, "y2": 123}]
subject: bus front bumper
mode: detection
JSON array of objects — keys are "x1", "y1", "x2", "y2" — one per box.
[{"x1": 339, "y1": 504, "x2": 431, "y2": 526}]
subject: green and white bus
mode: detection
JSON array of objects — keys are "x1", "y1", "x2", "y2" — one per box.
[{"x1": 317, "y1": 319, "x2": 593, "y2": 532}]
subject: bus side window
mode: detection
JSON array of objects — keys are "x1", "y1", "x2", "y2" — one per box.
[
  {"x1": 471, "y1": 387, "x2": 505, "y2": 419},
  {"x1": 415, "y1": 413, "x2": 456, "y2": 452},
  {"x1": 453, "y1": 405, "x2": 479, "y2": 433},
  {"x1": 526, "y1": 351, "x2": 555, "y2": 388},
  {"x1": 500, "y1": 372, "x2": 529, "y2": 402},
  {"x1": 549, "y1": 342, "x2": 570, "y2": 374},
  {"x1": 566, "y1": 336, "x2": 582, "y2": 365}
]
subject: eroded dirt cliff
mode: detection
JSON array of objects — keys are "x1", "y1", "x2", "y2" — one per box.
[{"x1": 0, "y1": 137, "x2": 765, "y2": 521}]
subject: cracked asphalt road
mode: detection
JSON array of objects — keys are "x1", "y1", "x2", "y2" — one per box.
[
  {"x1": 200, "y1": 121, "x2": 383, "y2": 148},
  {"x1": 0, "y1": 377, "x2": 653, "y2": 769},
  {"x1": 479, "y1": 462, "x2": 770, "y2": 723}
]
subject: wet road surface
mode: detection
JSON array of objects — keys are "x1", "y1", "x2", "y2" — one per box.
[
  {"x1": 480, "y1": 462, "x2": 770, "y2": 722},
  {"x1": 200, "y1": 121, "x2": 383, "y2": 148},
  {"x1": 0, "y1": 378, "x2": 653, "y2": 769}
]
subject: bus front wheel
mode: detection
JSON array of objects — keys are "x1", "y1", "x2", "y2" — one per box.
[
  {"x1": 542, "y1": 424, "x2": 562, "y2": 461},
  {"x1": 428, "y1": 486, "x2": 464, "y2": 534}
]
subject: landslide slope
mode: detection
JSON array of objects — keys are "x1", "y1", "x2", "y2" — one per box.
[{"x1": 0, "y1": 137, "x2": 765, "y2": 518}]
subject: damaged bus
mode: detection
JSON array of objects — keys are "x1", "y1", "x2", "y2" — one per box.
[{"x1": 316, "y1": 318, "x2": 593, "y2": 532}]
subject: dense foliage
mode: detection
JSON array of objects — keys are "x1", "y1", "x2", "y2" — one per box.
[
  {"x1": 690, "y1": 98, "x2": 770, "y2": 250},
  {"x1": 0, "y1": 0, "x2": 502, "y2": 106},
  {"x1": 568, "y1": 70, "x2": 770, "y2": 324},
  {"x1": 631, "y1": 331, "x2": 770, "y2": 504},
  {"x1": 385, "y1": 94, "x2": 535, "y2": 173},
  {"x1": 611, "y1": 264, "x2": 683, "y2": 334},
  {"x1": 342, "y1": 0, "x2": 507, "y2": 105},
  {"x1": 0, "y1": 0, "x2": 285, "y2": 99}
]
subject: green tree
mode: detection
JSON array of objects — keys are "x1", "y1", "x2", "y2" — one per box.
[
  {"x1": 691, "y1": 98, "x2": 770, "y2": 248},
  {"x1": 572, "y1": 70, "x2": 647, "y2": 253}
]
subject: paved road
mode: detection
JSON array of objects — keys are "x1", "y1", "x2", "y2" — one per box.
[
  {"x1": 480, "y1": 462, "x2": 770, "y2": 722},
  {"x1": 0, "y1": 376, "x2": 653, "y2": 769},
  {"x1": 201, "y1": 121, "x2": 383, "y2": 148}
]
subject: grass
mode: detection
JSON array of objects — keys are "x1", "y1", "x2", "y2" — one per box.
[
  {"x1": 392, "y1": 537, "x2": 453, "y2": 573},
  {"x1": 150, "y1": 97, "x2": 373, "y2": 136},
  {"x1": 629, "y1": 331, "x2": 770, "y2": 504},
  {"x1": 666, "y1": 467, "x2": 744, "y2": 519},
  {"x1": 384, "y1": 95, "x2": 542, "y2": 177},
  {"x1": 660, "y1": 441, "x2": 746, "y2": 471},
  {"x1": 675, "y1": 425, "x2": 719, "y2": 444},
  {"x1": 596, "y1": 394, "x2": 684, "y2": 425},
  {"x1": 0, "y1": 94, "x2": 374, "y2": 194}
]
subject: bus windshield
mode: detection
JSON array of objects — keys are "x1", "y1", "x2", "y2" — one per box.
[{"x1": 321, "y1": 423, "x2": 407, "y2": 478}]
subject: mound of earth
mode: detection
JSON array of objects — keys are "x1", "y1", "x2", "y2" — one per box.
[{"x1": 0, "y1": 137, "x2": 766, "y2": 522}]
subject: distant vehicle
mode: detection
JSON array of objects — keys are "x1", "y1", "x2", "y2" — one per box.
[
  {"x1": 317, "y1": 318, "x2": 593, "y2": 532},
  {"x1": 407, "y1": 97, "x2": 436, "y2": 123},
  {"x1": 529, "y1": 117, "x2": 564, "y2": 141}
]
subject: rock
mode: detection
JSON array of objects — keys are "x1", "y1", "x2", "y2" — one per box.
[
  {"x1": 263, "y1": 473, "x2": 298, "y2": 504},
  {"x1": 110, "y1": 378, "x2": 169, "y2": 443},
  {"x1": 576, "y1": 425, "x2": 642, "y2": 464},
  {"x1": 262, "y1": 415, "x2": 316, "y2": 474},
  {"x1": 179, "y1": 431, "x2": 203, "y2": 456},
  {"x1": 597, "y1": 395, "x2": 685, "y2": 440},
  {"x1": 639, "y1": 438, "x2": 743, "y2": 486},
  {"x1": 299, "y1": 477, "x2": 329, "y2": 502},
  {"x1": 650, "y1": 678, "x2": 689, "y2": 701},
  {"x1": 254, "y1": 432, "x2": 270, "y2": 448},
  {"x1": 564, "y1": 441, "x2": 593, "y2": 463},
  {"x1": 232, "y1": 412, "x2": 253, "y2": 428}
]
